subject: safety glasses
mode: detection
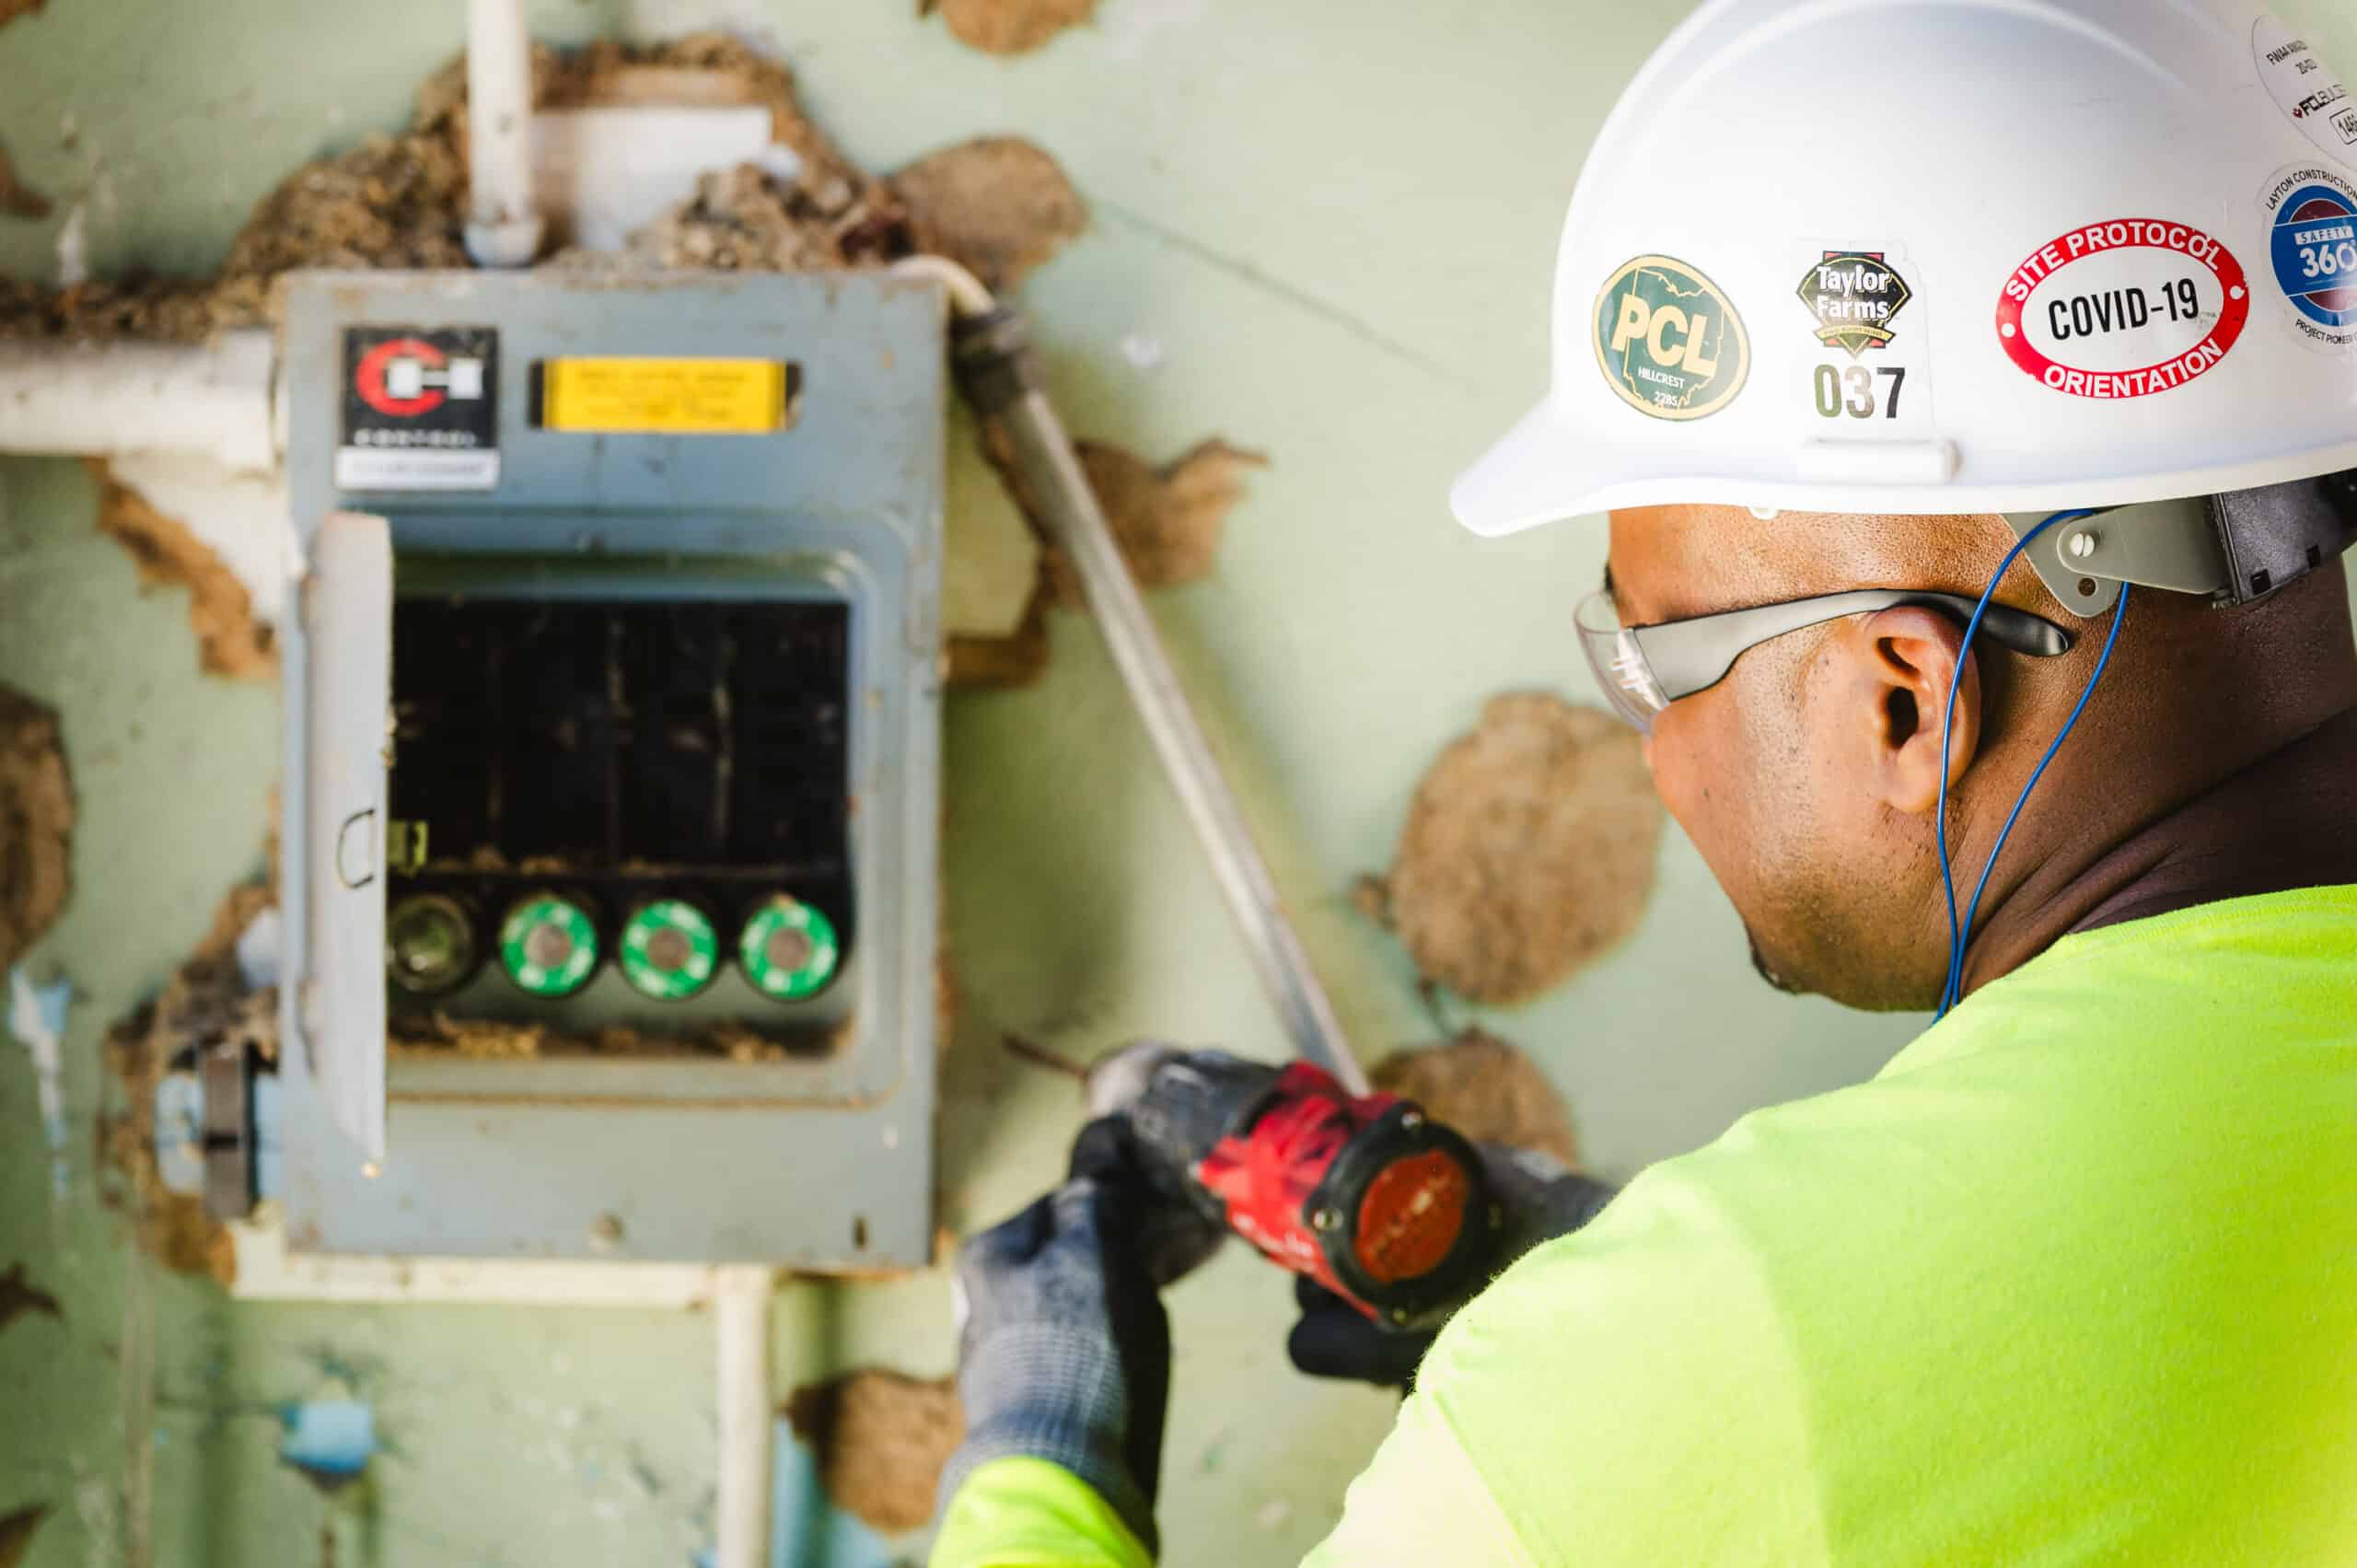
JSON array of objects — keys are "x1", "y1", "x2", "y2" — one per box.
[{"x1": 1577, "y1": 587, "x2": 2075, "y2": 733}]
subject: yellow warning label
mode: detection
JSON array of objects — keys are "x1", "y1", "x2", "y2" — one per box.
[{"x1": 540, "y1": 357, "x2": 791, "y2": 435}]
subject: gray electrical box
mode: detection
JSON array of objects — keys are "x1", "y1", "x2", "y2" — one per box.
[{"x1": 277, "y1": 271, "x2": 944, "y2": 1266}]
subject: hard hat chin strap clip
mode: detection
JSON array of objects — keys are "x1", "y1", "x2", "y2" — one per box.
[{"x1": 2001, "y1": 470, "x2": 2357, "y2": 620}]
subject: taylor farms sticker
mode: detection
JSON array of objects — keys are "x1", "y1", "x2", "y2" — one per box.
[
  {"x1": 336, "y1": 326, "x2": 500, "y2": 492},
  {"x1": 2253, "y1": 17, "x2": 2357, "y2": 165},
  {"x1": 1793, "y1": 246, "x2": 1929, "y2": 428},
  {"x1": 1795, "y1": 251, "x2": 1913, "y2": 357},
  {"x1": 1994, "y1": 220, "x2": 2249, "y2": 400},
  {"x1": 1593, "y1": 255, "x2": 1749, "y2": 421},
  {"x1": 2260, "y1": 164, "x2": 2357, "y2": 352}
]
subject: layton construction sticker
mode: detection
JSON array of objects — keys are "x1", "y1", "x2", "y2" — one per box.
[
  {"x1": 1592, "y1": 254, "x2": 1749, "y2": 421},
  {"x1": 336, "y1": 326, "x2": 501, "y2": 492},
  {"x1": 2253, "y1": 16, "x2": 2357, "y2": 164},
  {"x1": 2259, "y1": 164, "x2": 2357, "y2": 353},
  {"x1": 1994, "y1": 219, "x2": 2249, "y2": 401}
]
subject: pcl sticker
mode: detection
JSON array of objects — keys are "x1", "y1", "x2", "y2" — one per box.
[
  {"x1": 1994, "y1": 220, "x2": 2249, "y2": 401},
  {"x1": 337, "y1": 326, "x2": 500, "y2": 492},
  {"x1": 2259, "y1": 163, "x2": 2357, "y2": 353},
  {"x1": 2253, "y1": 17, "x2": 2357, "y2": 166},
  {"x1": 1592, "y1": 255, "x2": 1749, "y2": 421}
]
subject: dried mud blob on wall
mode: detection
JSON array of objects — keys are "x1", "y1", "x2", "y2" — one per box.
[
  {"x1": 1371, "y1": 1028, "x2": 1578, "y2": 1168},
  {"x1": 784, "y1": 1369, "x2": 964, "y2": 1534},
  {"x1": 889, "y1": 136, "x2": 1086, "y2": 292},
  {"x1": 1040, "y1": 439, "x2": 1267, "y2": 604},
  {"x1": 1365, "y1": 694, "x2": 1662, "y2": 1006},
  {"x1": 923, "y1": 0, "x2": 1097, "y2": 56},
  {"x1": 0, "y1": 685, "x2": 73, "y2": 975}
]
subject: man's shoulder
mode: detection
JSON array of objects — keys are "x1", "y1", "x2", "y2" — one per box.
[{"x1": 1412, "y1": 921, "x2": 2357, "y2": 1563}]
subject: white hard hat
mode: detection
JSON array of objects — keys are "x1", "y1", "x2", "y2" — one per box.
[{"x1": 1454, "y1": 0, "x2": 2357, "y2": 534}]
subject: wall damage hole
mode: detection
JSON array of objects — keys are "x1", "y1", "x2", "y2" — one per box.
[
  {"x1": 0, "y1": 1503, "x2": 50, "y2": 1568},
  {"x1": 0, "y1": 139, "x2": 49, "y2": 220},
  {"x1": 783, "y1": 1369, "x2": 964, "y2": 1536},
  {"x1": 87, "y1": 461, "x2": 277, "y2": 681},
  {"x1": 919, "y1": 0, "x2": 1096, "y2": 56},
  {"x1": 0, "y1": 685, "x2": 72, "y2": 977},
  {"x1": 1029, "y1": 438, "x2": 1267, "y2": 607},
  {"x1": 1360, "y1": 694, "x2": 1663, "y2": 1006},
  {"x1": 1371, "y1": 1028, "x2": 1579, "y2": 1169},
  {"x1": 852, "y1": 1214, "x2": 869, "y2": 1250},
  {"x1": 888, "y1": 136, "x2": 1086, "y2": 293},
  {"x1": 0, "y1": 1261, "x2": 63, "y2": 1335}
]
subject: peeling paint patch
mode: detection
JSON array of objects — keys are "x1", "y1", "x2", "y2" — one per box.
[
  {"x1": 87, "y1": 461, "x2": 280, "y2": 681},
  {"x1": 922, "y1": 0, "x2": 1095, "y2": 56},
  {"x1": 0, "y1": 684, "x2": 74, "y2": 976},
  {"x1": 0, "y1": 140, "x2": 49, "y2": 219},
  {"x1": 0, "y1": 1260, "x2": 63, "y2": 1333},
  {"x1": 0, "y1": 1503, "x2": 49, "y2": 1568},
  {"x1": 280, "y1": 1399, "x2": 376, "y2": 1486},
  {"x1": 6, "y1": 966, "x2": 72, "y2": 1199}
]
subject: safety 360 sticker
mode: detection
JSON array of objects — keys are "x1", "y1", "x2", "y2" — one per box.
[
  {"x1": 1592, "y1": 254, "x2": 1750, "y2": 421},
  {"x1": 1994, "y1": 220, "x2": 2248, "y2": 400},
  {"x1": 2259, "y1": 164, "x2": 2357, "y2": 353}
]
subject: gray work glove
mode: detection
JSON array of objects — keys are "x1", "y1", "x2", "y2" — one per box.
[
  {"x1": 1287, "y1": 1144, "x2": 1617, "y2": 1389},
  {"x1": 936, "y1": 1117, "x2": 1224, "y2": 1553}
]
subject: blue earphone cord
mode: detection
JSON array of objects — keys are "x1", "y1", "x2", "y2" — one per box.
[{"x1": 1933, "y1": 510, "x2": 2130, "y2": 1019}]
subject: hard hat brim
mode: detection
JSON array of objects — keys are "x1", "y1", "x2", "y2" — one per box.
[
  {"x1": 1452, "y1": 391, "x2": 2357, "y2": 532},
  {"x1": 1450, "y1": 396, "x2": 1613, "y2": 538}
]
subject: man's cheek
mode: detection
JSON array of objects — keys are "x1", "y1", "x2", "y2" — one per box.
[{"x1": 1643, "y1": 707, "x2": 1710, "y2": 830}]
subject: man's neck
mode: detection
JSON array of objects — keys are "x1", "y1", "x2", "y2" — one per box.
[{"x1": 1958, "y1": 703, "x2": 2357, "y2": 996}]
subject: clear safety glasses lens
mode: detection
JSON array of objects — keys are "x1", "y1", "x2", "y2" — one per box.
[{"x1": 1574, "y1": 590, "x2": 1666, "y2": 733}]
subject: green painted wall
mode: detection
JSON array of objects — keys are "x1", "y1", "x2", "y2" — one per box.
[{"x1": 6, "y1": 2, "x2": 2356, "y2": 1564}]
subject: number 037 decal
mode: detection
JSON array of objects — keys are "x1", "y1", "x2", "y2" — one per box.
[{"x1": 1813, "y1": 363, "x2": 1908, "y2": 420}]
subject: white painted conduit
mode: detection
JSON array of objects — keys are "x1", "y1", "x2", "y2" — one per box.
[
  {"x1": 464, "y1": 0, "x2": 543, "y2": 268},
  {"x1": 0, "y1": 330, "x2": 278, "y2": 470}
]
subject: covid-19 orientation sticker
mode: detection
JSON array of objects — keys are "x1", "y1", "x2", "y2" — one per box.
[
  {"x1": 2259, "y1": 164, "x2": 2357, "y2": 353},
  {"x1": 1592, "y1": 254, "x2": 1749, "y2": 421},
  {"x1": 1994, "y1": 220, "x2": 2248, "y2": 401}
]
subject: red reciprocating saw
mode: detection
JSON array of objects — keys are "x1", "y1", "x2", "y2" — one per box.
[{"x1": 1118, "y1": 1052, "x2": 1504, "y2": 1330}]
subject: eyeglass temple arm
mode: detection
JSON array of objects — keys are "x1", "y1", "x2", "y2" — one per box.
[{"x1": 1633, "y1": 590, "x2": 2074, "y2": 704}]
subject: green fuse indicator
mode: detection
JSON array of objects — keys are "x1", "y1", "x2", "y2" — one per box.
[
  {"x1": 740, "y1": 896, "x2": 841, "y2": 1001},
  {"x1": 499, "y1": 892, "x2": 601, "y2": 999},
  {"x1": 620, "y1": 900, "x2": 720, "y2": 1001}
]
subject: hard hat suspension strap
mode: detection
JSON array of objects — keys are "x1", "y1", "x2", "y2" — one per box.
[{"x1": 2002, "y1": 470, "x2": 2357, "y2": 620}]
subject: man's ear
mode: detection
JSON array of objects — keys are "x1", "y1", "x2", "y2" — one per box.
[{"x1": 1844, "y1": 605, "x2": 1980, "y2": 816}]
